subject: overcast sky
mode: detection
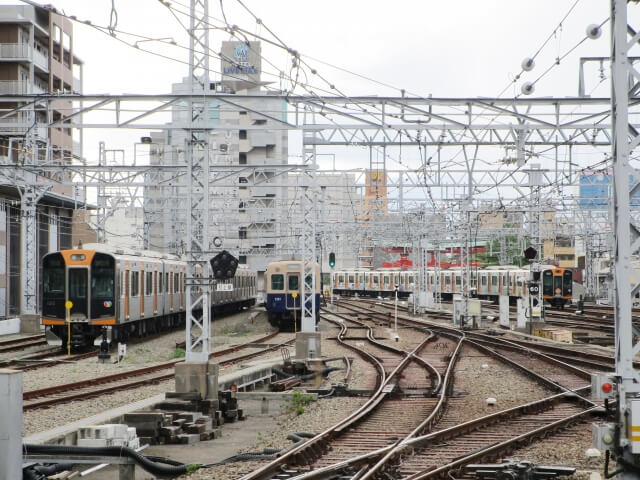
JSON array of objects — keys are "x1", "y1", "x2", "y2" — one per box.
[{"x1": 0, "y1": 0, "x2": 626, "y2": 200}]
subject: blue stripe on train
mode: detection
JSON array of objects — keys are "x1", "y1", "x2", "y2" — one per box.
[{"x1": 266, "y1": 293, "x2": 321, "y2": 313}]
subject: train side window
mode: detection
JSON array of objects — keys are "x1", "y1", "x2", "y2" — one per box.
[
  {"x1": 348, "y1": 275, "x2": 354, "y2": 283},
  {"x1": 146, "y1": 272, "x2": 153, "y2": 296},
  {"x1": 455, "y1": 276, "x2": 461, "y2": 286},
  {"x1": 502, "y1": 275, "x2": 507, "y2": 286},
  {"x1": 445, "y1": 276, "x2": 451, "y2": 285},
  {"x1": 372, "y1": 276, "x2": 379, "y2": 286},
  {"x1": 159, "y1": 271, "x2": 163, "y2": 293},
  {"x1": 491, "y1": 276, "x2": 498, "y2": 286},
  {"x1": 408, "y1": 275, "x2": 413, "y2": 284},
  {"x1": 271, "y1": 274, "x2": 284, "y2": 290},
  {"x1": 174, "y1": 273, "x2": 179, "y2": 293},
  {"x1": 288, "y1": 275, "x2": 299, "y2": 290},
  {"x1": 339, "y1": 274, "x2": 344, "y2": 283},
  {"x1": 131, "y1": 271, "x2": 139, "y2": 297},
  {"x1": 383, "y1": 275, "x2": 390, "y2": 285},
  {"x1": 481, "y1": 276, "x2": 487, "y2": 286}
]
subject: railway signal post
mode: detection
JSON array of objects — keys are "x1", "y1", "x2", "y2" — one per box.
[{"x1": 524, "y1": 247, "x2": 544, "y2": 326}]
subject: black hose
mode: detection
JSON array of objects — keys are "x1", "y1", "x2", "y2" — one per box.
[{"x1": 23, "y1": 444, "x2": 197, "y2": 478}]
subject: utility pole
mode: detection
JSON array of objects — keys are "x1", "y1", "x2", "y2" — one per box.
[
  {"x1": 591, "y1": 2, "x2": 640, "y2": 477},
  {"x1": 184, "y1": 0, "x2": 212, "y2": 364}
]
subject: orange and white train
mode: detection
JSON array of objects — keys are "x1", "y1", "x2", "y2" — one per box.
[
  {"x1": 41, "y1": 243, "x2": 256, "y2": 349},
  {"x1": 332, "y1": 265, "x2": 573, "y2": 307}
]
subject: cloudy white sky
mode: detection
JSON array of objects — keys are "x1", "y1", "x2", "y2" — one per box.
[{"x1": 1, "y1": 0, "x2": 629, "y2": 202}]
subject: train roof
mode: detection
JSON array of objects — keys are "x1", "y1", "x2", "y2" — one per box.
[{"x1": 72, "y1": 243, "x2": 181, "y2": 261}]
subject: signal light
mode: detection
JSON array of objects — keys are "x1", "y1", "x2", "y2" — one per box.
[
  {"x1": 591, "y1": 373, "x2": 616, "y2": 400},
  {"x1": 329, "y1": 252, "x2": 335, "y2": 268},
  {"x1": 210, "y1": 250, "x2": 238, "y2": 280}
]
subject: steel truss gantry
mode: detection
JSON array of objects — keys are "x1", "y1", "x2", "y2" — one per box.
[
  {"x1": 2, "y1": 89, "x2": 639, "y2": 318},
  {"x1": 609, "y1": 1, "x2": 640, "y2": 476},
  {"x1": 184, "y1": 0, "x2": 212, "y2": 363}
]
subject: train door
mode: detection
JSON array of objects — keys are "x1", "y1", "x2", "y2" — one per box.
[
  {"x1": 542, "y1": 270, "x2": 553, "y2": 297},
  {"x1": 124, "y1": 268, "x2": 130, "y2": 319},
  {"x1": 68, "y1": 267, "x2": 89, "y2": 319},
  {"x1": 153, "y1": 268, "x2": 158, "y2": 314},
  {"x1": 563, "y1": 270, "x2": 573, "y2": 297},
  {"x1": 287, "y1": 272, "x2": 300, "y2": 309},
  {"x1": 372, "y1": 273, "x2": 380, "y2": 293},
  {"x1": 169, "y1": 267, "x2": 173, "y2": 311},
  {"x1": 140, "y1": 265, "x2": 145, "y2": 317}
]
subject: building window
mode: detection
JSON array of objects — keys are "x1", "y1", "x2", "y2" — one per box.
[
  {"x1": 239, "y1": 255, "x2": 247, "y2": 264},
  {"x1": 239, "y1": 227, "x2": 247, "y2": 239},
  {"x1": 239, "y1": 153, "x2": 247, "y2": 165},
  {"x1": 239, "y1": 130, "x2": 247, "y2": 140}
]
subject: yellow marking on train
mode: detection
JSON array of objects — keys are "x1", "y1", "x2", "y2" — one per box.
[
  {"x1": 630, "y1": 426, "x2": 640, "y2": 432},
  {"x1": 91, "y1": 318, "x2": 116, "y2": 325},
  {"x1": 60, "y1": 249, "x2": 96, "y2": 266},
  {"x1": 42, "y1": 318, "x2": 65, "y2": 325}
]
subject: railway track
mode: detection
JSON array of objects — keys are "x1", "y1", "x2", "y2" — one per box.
[
  {"x1": 22, "y1": 331, "x2": 289, "y2": 411},
  {"x1": 233, "y1": 300, "x2": 602, "y2": 480},
  {"x1": 0, "y1": 334, "x2": 47, "y2": 353}
]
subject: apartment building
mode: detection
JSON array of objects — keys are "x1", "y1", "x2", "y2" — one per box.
[
  {"x1": 145, "y1": 41, "x2": 289, "y2": 289},
  {"x1": 0, "y1": 3, "x2": 84, "y2": 318}
]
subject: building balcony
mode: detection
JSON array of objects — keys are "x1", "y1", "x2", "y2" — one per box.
[
  {"x1": 0, "y1": 43, "x2": 49, "y2": 71},
  {"x1": 0, "y1": 117, "x2": 47, "y2": 140},
  {"x1": 0, "y1": 80, "x2": 47, "y2": 95}
]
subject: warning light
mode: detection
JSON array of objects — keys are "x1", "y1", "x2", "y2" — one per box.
[{"x1": 602, "y1": 382, "x2": 613, "y2": 394}]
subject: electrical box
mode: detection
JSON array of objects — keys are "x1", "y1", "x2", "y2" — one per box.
[
  {"x1": 592, "y1": 423, "x2": 616, "y2": 451},
  {"x1": 591, "y1": 373, "x2": 617, "y2": 400}
]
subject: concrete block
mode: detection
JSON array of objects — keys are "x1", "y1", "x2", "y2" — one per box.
[
  {"x1": 77, "y1": 438, "x2": 111, "y2": 447},
  {"x1": 184, "y1": 423, "x2": 206, "y2": 434},
  {"x1": 211, "y1": 428, "x2": 222, "y2": 439},
  {"x1": 155, "y1": 400, "x2": 200, "y2": 412},
  {"x1": 160, "y1": 426, "x2": 181, "y2": 438},
  {"x1": 174, "y1": 362, "x2": 219, "y2": 400},
  {"x1": 20, "y1": 314, "x2": 42, "y2": 334},
  {"x1": 177, "y1": 412, "x2": 202, "y2": 423},
  {"x1": 195, "y1": 417, "x2": 213, "y2": 430},
  {"x1": 177, "y1": 433, "x2": 201, "y2": 444},
  {"x1": 295, "y1": 332, "x2": 322, "y2": 360}
]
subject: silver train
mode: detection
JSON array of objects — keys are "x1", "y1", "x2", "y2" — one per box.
[{"x1": 42, "y1": 244, "x2": 256, "y2": 349}]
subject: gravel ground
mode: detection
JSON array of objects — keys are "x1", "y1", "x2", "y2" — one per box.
[
  {"x1": 18, "y1": 307, "x2": 613, "y2": 479},
  {"x1": 507, "y1": 422, "x2": 608, "y2": 478}
]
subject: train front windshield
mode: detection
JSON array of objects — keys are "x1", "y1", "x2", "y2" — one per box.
[
  {"x1": 42, "y1": 253, "x2": 65, "y2": 319},
  {"x1": 91, "y1": 253, "x2": 115, "y2": 318}
]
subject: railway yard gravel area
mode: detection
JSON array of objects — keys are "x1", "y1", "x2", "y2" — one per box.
[{"x1": 17, "y1": 307, "x2": 612, "y2": 478}]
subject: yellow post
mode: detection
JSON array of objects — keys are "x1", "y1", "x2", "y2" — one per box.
[
  {"x1": 65, "y1": 300, "x2": 73, "y2": 356},
  {"x1": 292, "y1": 292, "x2": 298, "y2": 333}
]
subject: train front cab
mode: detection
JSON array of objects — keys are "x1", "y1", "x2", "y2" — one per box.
[
  {"x1": 42, "y1": 250, "x2": 116, "y2": 348},
  {"x1": 542, "y1": 268, "x2": 573, "y2": 307},
  {"x1": 267, "y1": 265, "x2": 320, "y2": 331}
]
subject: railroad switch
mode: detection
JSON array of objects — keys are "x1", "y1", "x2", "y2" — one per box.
[{"x1": 465, "y1": 461, "x2": 575, "y2": 480}]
